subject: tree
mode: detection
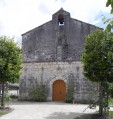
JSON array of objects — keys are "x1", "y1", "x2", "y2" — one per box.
[
  {"x1": 0, "y1": 36, "x2": 22, "y2": 108},
  {"x1": 103, "y1": 0, "x2": 113, "y2": 31},
  {"x1": 82, "y1": 30, "x2": 113, "y2": 115},
  {"x1": 106, "y1": 0, "x2": 113, "y2": 13}
]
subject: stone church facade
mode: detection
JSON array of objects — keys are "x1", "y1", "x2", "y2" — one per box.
[{"x1": 19, "y1": 8, "x2": 99, "y2": 102}]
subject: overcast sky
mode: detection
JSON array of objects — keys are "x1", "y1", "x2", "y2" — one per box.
[{"x1": 0, "y1": 0, "x2": 111, "y2": 45}]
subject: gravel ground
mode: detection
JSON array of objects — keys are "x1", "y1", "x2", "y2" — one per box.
[{"x1": 0, "y1": 102, "x2": 112, "y2": 119}]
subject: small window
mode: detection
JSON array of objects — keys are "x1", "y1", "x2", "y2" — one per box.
[{"x1": 58, "y1": 14, "x2": 64, "y2": 26}]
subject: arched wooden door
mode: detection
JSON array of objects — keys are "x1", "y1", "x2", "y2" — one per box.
[{"x1": 52, "y1": 80, "x2": 66, "y2": 101}]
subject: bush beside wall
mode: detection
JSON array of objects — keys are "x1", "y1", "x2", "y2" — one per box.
[{"x1": 29, "y1": 83, "x2": 47, "y2": 102}]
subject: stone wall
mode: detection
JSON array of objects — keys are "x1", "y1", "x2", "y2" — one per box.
[
  {"x1": 20, "y1": 9, "x2": 100, "y2": 102},
  {"x1": 19, "y1": 61, "x2": 99, "y2": 102},
  {"x1": 22, "y1": 9, "x2": 98, "y2": 63}
]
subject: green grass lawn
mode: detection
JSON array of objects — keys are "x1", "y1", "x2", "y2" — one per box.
[
  {"x1": 109, "y1": 98, "x2": 113, "y2": 117},
  {"x1": 0, "y1": 111, "x2": 7, "y2": 116},
  {"x1": 109, "y1": 111, "x2": 113, "y2": 116},
  {"x1": 0, "y1": 107, "x2": 13, "y2": 117},
  {"x1": 109, "y1": 98, "x2": 113, "y2": 105}
]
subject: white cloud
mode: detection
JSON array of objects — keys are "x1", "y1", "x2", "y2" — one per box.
[
  {"x1": 92, "y1": 18, "x2": 101, "y2": 25},
  {"x1": 0, "y1": 0, "x2": 111, "y2": 44},
  {"x1": 63, "y1": 0, "x2": 110, "y2": 22}
]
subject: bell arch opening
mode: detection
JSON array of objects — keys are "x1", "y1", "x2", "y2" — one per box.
[{"x1": 58, "y1": 14, "x2": 64, "y2": 26}]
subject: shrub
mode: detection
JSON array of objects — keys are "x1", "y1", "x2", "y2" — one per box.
[
  {"x1": 65, "y1": 79, "x2": 74, "y2": 103},
  {"x1": 29, "y1": 83, "x2": 47, "y2": 102},
  {"x1": 10, "y1": 95, "x2": 18, "y2": 99}
]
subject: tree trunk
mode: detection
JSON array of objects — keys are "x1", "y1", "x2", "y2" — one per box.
[
  {"x1": 106, "y1": 83, "x2": 109, "y2": 115},
  {"x1": 1, "y1": 82, "x2": 5, "y2": 108},
  {"x1": 99, "y1": 81, "x2": 103, "y2": 116},
  {"x1": 104, "y1": 82, "x2": 109, "y2": 116}
]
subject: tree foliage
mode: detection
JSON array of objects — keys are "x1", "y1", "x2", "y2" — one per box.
[
  {"x1": 82, "y1": 30, "x2": 113, "y2": 116},
  {"x1": 0, "y1": 36, "x2": 22, "y2": 107},
  {"x1": 82, "y1": 30, "x2": 113, "y2": 83},
  {"x1": 106, "y1": 0, "x2": 113, "y2": 13},
  {"x1": 0, "y1": 36, "x2": 22, "y2": 83},
  {"x1": 103, "y1": 0, "x2": 113, "y2": 31}
]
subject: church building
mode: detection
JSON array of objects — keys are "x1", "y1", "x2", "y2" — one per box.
[{"x1": 19, "y1": 8, "x2": 99, "y2": 102}]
